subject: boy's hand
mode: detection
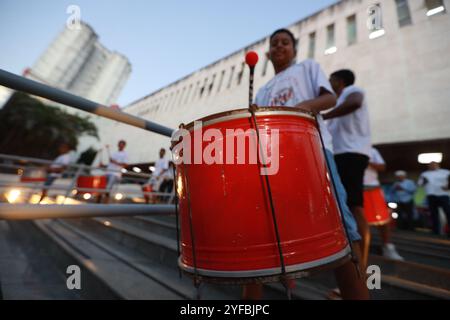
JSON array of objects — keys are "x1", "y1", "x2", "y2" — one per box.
[
  {"x1": 295, "y1": 102, "x2": 316, "y2": 114},
  {"x1": 249, "y1": 104, "x2": 258, "y2": 113}
]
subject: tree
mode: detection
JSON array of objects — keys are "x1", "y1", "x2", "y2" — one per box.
[{"x1": 0, "y1": 92, "x2": 98, "y2": 160}]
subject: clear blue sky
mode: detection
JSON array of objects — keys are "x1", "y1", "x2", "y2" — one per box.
[{"x1": 0, "y1": 0, "x2": 337, "y2": 106}]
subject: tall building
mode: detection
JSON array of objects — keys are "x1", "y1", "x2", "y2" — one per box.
[
  {"x1": 100, "y1": 0, "x2": 449, "y2": 177},
  {"x1": 27, "y1": 22, "x2": 131, "y2": 106},
  {"x1": 4, "y1": 22, "x2": 132, "y2": 155}
]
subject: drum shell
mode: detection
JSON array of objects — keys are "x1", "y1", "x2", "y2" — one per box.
[
  {"x1": 76, "y1": 176, "x2": 107, "y2": 195},
  {"x1": 20, "y1": 167, "x2": 47, "y2": 183},
  {"x1": 363, "y1": 186, "x2": 391, "y2": 226},
  {"x1": 174, "y1": 109, "x2": 350, "y2": 278}
]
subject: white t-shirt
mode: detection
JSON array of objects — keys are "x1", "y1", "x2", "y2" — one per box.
[
  {"x1": 107, "y1": 150, "x2": 129, "y2": 177},
  {"x1": 254, "y1": 59, "x2": 334, "y2": 152},
  {"x1": 49, "y1": 153, "x2": 71, "y2": 178},
  {"x1": 418, "y1": 169, "x2": 450, "y2": 196},
  {"x1": 363, "y1": 147, "x2": 385, "y2": 187},
  {"x1": 154, "y1": 157, "x2": 169, "y2": 178},
  {"x1": 326, "y1": 85, "x2": 371, "y2": 157}
]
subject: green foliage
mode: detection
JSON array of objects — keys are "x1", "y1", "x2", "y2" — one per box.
[{"x1": 0, "y1": 92, "x2": 98, "y2": 159}]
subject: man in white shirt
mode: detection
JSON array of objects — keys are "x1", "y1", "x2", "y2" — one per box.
[
  {"x1": 151, "y1": 148, "x2": 169, "y2": 192},
  {"x1": 324, "y1": 69, "x2": 372, "y2": 271},
  {"x1": 103, "y1": 140, "x2": 129, "y2": 202},
  {"x1": 364, "y1": 147, "x2": 404, "y2": 260},
  {"x1": 39, "y1": 142, "x2": 72, "y2": 203},
  {"x1": 418, "y1": 162, "x2": 450, "y2": 236}
]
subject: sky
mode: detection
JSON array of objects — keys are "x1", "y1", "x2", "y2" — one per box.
[{"x1": 0, "y1": 0, "x2": 337, "y2": 106}]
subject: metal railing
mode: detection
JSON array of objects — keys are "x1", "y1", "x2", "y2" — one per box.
[
  {"x1": 0, "y1": 69, "x2": 177, "y2": 220},
  {"x1": 0, "y1": 153, "x2": 175, "y2": 204}
]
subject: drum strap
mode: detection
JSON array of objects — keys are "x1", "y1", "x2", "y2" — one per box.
[{"x1": 249, "y1": 107, "x2": 291, "y2": 299}]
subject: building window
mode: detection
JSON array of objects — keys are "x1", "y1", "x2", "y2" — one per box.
[
  {"x1": 237, "y1": 62, "x2": 245, "y2": 85},
  {"x1": 227, "y1": 66, "x2": 235, "y2": 89},
  {"x1": 262, "y1": 55, "x2": 269, "y2": 76},
  {"x1": 308, "y1": 32, "x2": 316, "y2": 59},
  {"x1": 208, "y1": 74, "x2": 216, "y2": 95},
  {"x1": 199, "y1": 78, "x2": 207, "y2": 98},
  {"x1": 395, "y1": 0, "x2": 412, "y2": 26},
  {"x1": 324, "y1": 24, "x2": 337, "y2": 55},
  {"x1": 347, "y1": 15, "x2": 357, "y2": 45},
  {"x1": 425, "y1": 0, "x2": 446, "y2": 16},
  {"x1": 368, "y1": 3, "x2": 385, "y2": 39},
  {"x1": 217, "y1": 70, "x2": 225, "y2": 93}
]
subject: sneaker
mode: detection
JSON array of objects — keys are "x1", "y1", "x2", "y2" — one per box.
[{"x1": 383, "y1": 243, "x2": 404, "y2": 261}]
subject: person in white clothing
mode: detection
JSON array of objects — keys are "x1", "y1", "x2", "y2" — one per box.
[
  {"x1": 102, "y1": 140, "x2": 129, "y2": 202},
  {"x1": 418, "y1": 162, "x2": 450, "y2": 236},
  {"x1": 245, "y1": 28, "x2": 369, "y2": 300},
  {"x1": 324, "y1": 69, "x2": 372, "y2": 272},
  {"x1": 39, "y1": 142, "x2": 72, "y2": 203},
  {"x1": 146, "y1": 148, "x2": 169, "y2": 192},
  {"x1": 364, "y1": 147, "x2": 404, "y2": 260}
]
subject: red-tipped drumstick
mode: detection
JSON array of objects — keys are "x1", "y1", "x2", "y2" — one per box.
[{"x1": 245, "y1": 51, "x2": 259, "y2": 107}]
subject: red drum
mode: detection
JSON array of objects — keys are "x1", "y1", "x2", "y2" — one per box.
[
  {"x1": 20, "y1": 167, "x2": 47, "y2": 183},
  {"x1": 76, "y1": 176, "x2": 107, "y2": 195},
  {"x1": 172, "y1": 107, "x2": 350, "y2": 282},
  {"x1": 363, "y1": 186, "x2": 391, "y2": 226},
  {"x1": 142, "y1": 184, "x2": 155, "y2": 204}
]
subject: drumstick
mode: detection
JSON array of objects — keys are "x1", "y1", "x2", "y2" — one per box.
[
  {"x1": 246, "y1": 51, "x2": 291, "y2": 299},
  {"x1": 245, "y1": 51, "x2": 258, "y2": 106}
]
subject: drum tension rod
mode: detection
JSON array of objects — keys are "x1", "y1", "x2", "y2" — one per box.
[
  {"x1": 171, "y1": 146, "x2": 182, "y2": 280},
  {"x1": 177, "y1": 123, "x2": 203, "y2": 299},
  {"x1": 248, "y1": 105, "x2": 292, "y2": 300}
]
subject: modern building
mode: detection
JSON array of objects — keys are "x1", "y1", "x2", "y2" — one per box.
[
  {"x1": 27, "y1": 22, "x2": 131, "y2": 107},
  {"x1": 1, "y1": 22, "x2": 132, "y2": 155}
]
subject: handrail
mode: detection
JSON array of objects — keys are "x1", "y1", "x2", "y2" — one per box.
[
  {"x1": 0, "y1": 204, "x2": 175, "y2": 220},
  {"x1": 0, "y1": 69, "x2": 175, "y2": 137}
]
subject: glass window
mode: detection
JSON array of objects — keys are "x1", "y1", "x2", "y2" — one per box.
[
  {"x1": 395, "y1": 0, "x2": 412, "y2": 26},
  {"x1": 347, "y1": 15, "x2": 357, "y2": 45},
  {"x1": 308, "y1": 32, "x2": 316, "y2": 59},
  {"x1": 425, "y1": 0, "x2": 446, "y2": 16}
]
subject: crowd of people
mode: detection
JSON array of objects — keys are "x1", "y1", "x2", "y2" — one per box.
[{"x1": 37, "y1": 139, "x2": 175, "y2": 204}]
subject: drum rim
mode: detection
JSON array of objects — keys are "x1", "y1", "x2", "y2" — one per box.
[
  {"x1": 178, "y1": 244, "x2": 350, "y2": 279},
  {"x1": 180, "y1": 106, "x2": 315, "y2": 132}
]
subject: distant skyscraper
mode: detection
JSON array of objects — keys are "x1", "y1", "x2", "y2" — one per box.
[{"x1": 27, "y1": 22, "x2": 131, "y2": 106}]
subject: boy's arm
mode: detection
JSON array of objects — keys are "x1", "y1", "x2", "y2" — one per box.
[
  {"x1": 322, "y1": 92, "x2": 364, "y2": 120},
  {"x1": 368, "y1": 162, "x2": 386, "y2": 172},
  {"x1": 294, "y1": 88, "x2": 337, "y2": 114}
]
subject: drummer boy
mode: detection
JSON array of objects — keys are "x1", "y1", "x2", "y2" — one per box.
[{"x1": 245, "y1": 28, "x2": 369, "y2": 300}]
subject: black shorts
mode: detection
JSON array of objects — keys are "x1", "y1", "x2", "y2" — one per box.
[{"x1": 334, "y1": 153, "x2": 369, "y2": 208}]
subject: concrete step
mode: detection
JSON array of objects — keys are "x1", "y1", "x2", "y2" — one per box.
[
  {"x1": 63, "y1": 217, "x2": 333, "y2": 300},
  {"x1": 69, "y1": 216, "x2": 450, "y2": 299},
  {"x1": 0, "y1": 221, "x2": 81, "y2": 300},
  {"x1": 28, "y1": 219, "x2": 188, "y2": 299},
  {"x1": 371, "y1": 230, "x2": 450, "y2": 270}
]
